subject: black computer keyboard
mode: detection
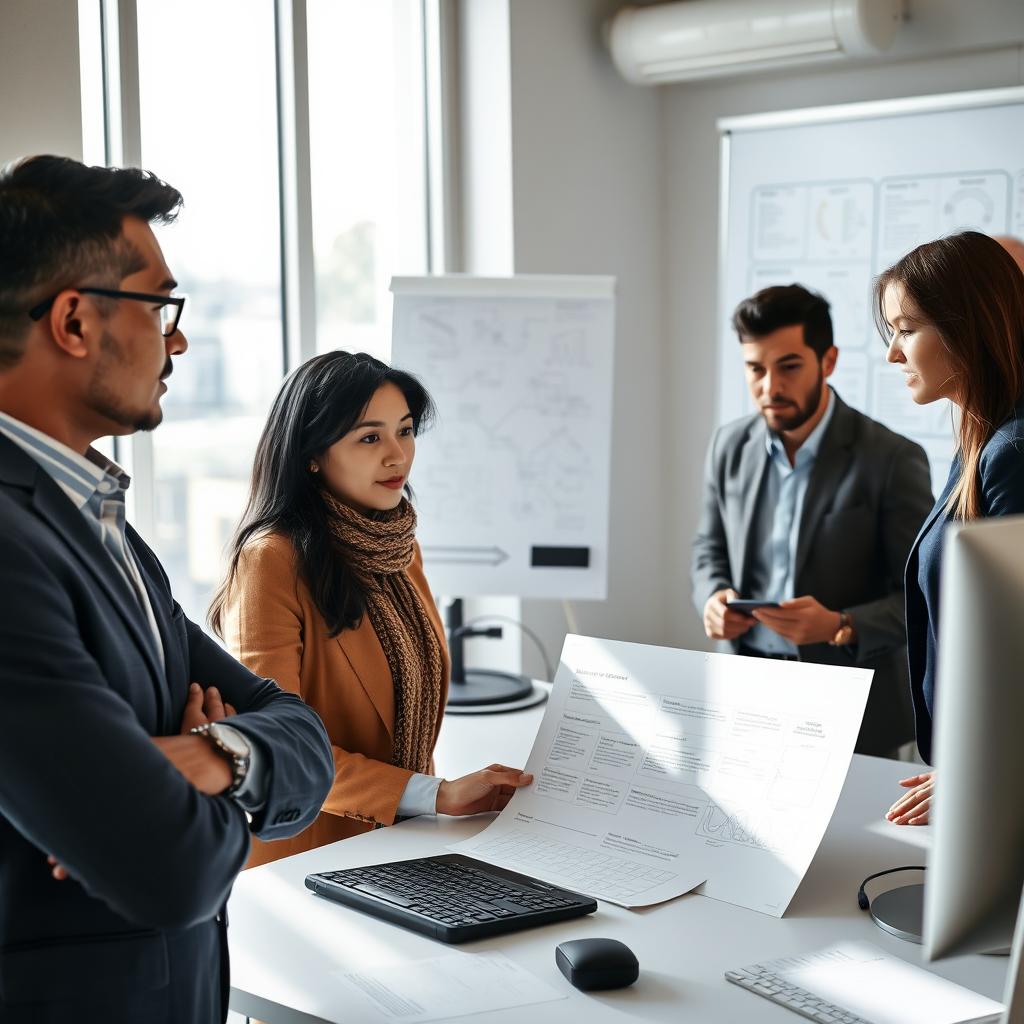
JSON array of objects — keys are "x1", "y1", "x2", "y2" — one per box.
[{"x1": 305, "y1": 854, "x2": 598, "y2": 944}]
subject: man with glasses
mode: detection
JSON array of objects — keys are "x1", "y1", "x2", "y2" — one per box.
[{"x1": 0, "y1": 155, "x2": 333, "y2": 1024}]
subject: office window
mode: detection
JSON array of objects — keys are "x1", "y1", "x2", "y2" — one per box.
[
  {"x1": 80, "y1": 0, "x2": 437, "y2": 624},
  {"x1": 307, "y1": 0, "x2": 429, "y2": 360},
  {"x1": 136, "y1": 0, "x2": 285, "y2": 622}
]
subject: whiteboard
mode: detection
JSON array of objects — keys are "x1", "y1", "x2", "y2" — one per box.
[
  {"x1": 718, "y1": 86, "x2": 1024, "y2": 493},
  {"x1": 390, "y1": 275, "x2": 615, "y2": 599}
]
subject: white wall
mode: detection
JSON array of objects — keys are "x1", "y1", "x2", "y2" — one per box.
[
  {"x1": 0, "y1": 0, "x2": 82, "y2": 164},
  {"x1": 503, "y1": 0, "x2": 668, "y2": 677},
  {"x1": 662, "y1": 3, "x2": 1024, "y2": 655}
]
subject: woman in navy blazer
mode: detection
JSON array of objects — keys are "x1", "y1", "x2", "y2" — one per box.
[{"x1": 874, "y1": 231, "x2": 1024, "y2": 825}]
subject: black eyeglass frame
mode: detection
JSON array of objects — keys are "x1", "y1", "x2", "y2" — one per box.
[{"x1": 28, "y1": 287, "x2": 186, "y2": 337}]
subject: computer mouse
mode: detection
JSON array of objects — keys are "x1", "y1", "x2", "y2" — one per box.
[{"x1": 555, "y1": 937, "x2": 639, "y2": 991}]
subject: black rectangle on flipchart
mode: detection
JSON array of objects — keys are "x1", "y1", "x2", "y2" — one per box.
[{"x1": 531, "y1": 546, "x2": 590, "y2": 568}]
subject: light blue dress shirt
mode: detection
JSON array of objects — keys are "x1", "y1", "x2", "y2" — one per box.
[
  {"x1": 397, "y1": 773, "x2": 442, "y2": 818},
  {"x1": 743, "y1": 389, "x2": 836, "y2": 656}
]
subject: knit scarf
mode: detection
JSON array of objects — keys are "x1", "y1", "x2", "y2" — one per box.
[{"x1": 323, "y1": 494, "x2": 443, "y2": 774}]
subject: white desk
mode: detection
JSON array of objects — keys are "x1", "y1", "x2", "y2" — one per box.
[{"x1": 228, "y1": 695, "x2": 1008, "y2": 1023}]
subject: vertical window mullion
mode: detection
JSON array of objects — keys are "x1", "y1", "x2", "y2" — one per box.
[
  {"x1": 275, "y1": 0, "x2": 318, "y2": 373},
  {"x1": 101, "y1": 0, "x2": 156, "y2": 540},
  {"x1": 78, "y1": 0, "x2": 106, "y2": 165},
  {"x1": 424, "y1": 0, "x2": 459, "y2": 274}
]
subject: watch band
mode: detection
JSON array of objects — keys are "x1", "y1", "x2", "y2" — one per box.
[
  {"x1": 829, "y1": 611, "x2": 855, "y2": 647},
  {"x1": 190, "y1": 722, "x2": 250, "y2": 796}
]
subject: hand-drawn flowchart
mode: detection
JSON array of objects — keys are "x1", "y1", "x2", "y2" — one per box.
[{"x1": 391, "y1": 277, "x2": 615, "y2": 599}]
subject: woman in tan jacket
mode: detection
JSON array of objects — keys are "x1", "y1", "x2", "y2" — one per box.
[{"x1": 209, "y1": 351, "x2": 532, "y2": 867}]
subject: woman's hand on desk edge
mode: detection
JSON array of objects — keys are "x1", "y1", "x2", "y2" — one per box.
[
  {"x1": 436, "y1": 765, "x2": 534, "y2": 816},
  {"x1": 886, "y1": 771, "x2": 935, "y2": 825}
]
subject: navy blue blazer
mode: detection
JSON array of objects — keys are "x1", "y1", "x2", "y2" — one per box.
[
  {"x1": 0, "y1": 434, "x2": 333, "y2": 1023},
  {"x1": 905, "y1": 399, "x2": 1024, "y2": 763}
]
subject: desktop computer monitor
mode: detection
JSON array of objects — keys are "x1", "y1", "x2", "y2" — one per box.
[{"x1": 925, "y1": 514, "x2": 1024, "y2": 1021}]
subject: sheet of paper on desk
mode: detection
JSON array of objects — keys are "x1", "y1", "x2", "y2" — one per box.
[
  {"x1": 452, "y1": 635, "x2": 872, "y2": 914},
  {"x1": 334, "y1": 951, "x2": 566, "y2": 1023},
  {"x1": 774, "y1": 941, "x2": 1003, "y2": 1023}
]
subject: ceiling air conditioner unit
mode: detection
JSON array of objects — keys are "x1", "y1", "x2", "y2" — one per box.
[{"x1": 607, "y1": 0, "x2": 903, "y2": 84}]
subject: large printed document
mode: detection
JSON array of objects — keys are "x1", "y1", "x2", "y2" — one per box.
[{"x1": 453, "y1": 636, "x2": 872, "y2": 916}]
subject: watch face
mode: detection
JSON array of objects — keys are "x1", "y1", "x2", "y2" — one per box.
[{"x1": 211, "y1": 723, "x2": 250, "y2": 758}]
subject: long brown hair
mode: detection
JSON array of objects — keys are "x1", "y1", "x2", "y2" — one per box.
[{"x1": 874, "y1": 231, "x2": 1024, "y2": 520}]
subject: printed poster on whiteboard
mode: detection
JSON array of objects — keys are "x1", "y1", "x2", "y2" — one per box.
[{"x1": 390, "y1": 275, "x2": 615, "y2": 600}]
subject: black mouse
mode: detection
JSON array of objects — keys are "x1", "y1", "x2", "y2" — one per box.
[{"x1": 555, "y1": 937, "x2": 639, "y2": 991}]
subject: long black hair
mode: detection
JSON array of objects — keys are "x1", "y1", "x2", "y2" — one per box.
[{"x1": 209, "y1": 350, "x2": 435, "y2": 637}]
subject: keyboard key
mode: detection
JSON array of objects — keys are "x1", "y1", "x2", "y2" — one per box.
[{"x1": 352, "y1": 883, "x2": 414, "y2": 907}]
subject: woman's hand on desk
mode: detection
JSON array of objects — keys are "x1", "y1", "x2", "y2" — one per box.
[
  {"x1": 886, "y1": 771, "x2": 935, "y2": 825},
  {"x1": 436, "y1": 765, "x2": 534, "y2": 816}
]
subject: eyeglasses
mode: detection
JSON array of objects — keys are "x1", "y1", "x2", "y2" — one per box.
[{"x1": 28, "y1": 287, "x2": 186, "y2": 338}]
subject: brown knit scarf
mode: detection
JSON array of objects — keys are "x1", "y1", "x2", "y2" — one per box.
[{"x1": 323, "y1": 494, "x2": 443, "y2": 774}]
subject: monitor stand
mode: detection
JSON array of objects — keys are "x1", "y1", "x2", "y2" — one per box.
[
  {"x1": 870, "y1": 882, "x2": 924, "y2": 944},
  {"x1": 872, "y1": 881, "x2": 1015, "y2": 961}
]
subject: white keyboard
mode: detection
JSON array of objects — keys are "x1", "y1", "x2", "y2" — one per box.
[
  {"x1": 726, "y1": 959, "x2": 870, "y2": 1023},
  {"x1": 726, "y1": 941, "x2": 1003, "y2": 1024}
]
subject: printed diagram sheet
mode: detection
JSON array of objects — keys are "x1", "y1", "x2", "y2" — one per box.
[{"x1": 453, "y1": 636, "x2": 871, "y2": 916}]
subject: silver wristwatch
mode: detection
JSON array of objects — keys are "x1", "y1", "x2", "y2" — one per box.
[{"x1": 190, "y1": 722, "x2": 251, "y2": 796}]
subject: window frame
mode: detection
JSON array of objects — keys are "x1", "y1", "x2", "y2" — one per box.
[{"x1": 79, "y1": 0, "x2": 450, "y2": 563}]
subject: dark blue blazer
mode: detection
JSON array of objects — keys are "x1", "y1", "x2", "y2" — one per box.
[
  {"x1": 0, "y1": 434, "x2": 333, "y2": 1023},
  {"x1": 905, "y1": 399, "x2": 1024, "y2": 763}
]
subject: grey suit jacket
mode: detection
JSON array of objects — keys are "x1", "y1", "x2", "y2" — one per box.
[{"x1": 691, "y1": 391, "x2": 934, "y2": 755}]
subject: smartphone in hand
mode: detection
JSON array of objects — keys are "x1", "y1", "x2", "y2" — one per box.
[{"x1": 726, "y1": 599, "x2": 781, "y2": 616}]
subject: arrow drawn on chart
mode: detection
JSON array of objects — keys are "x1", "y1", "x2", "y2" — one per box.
[{"x1": 422, "y1": 545, "x2": 509, "y2": 566}]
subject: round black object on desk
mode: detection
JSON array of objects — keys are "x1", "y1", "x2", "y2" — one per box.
[{"x1": 555, "y1": 938, "x2": 639, "y2": 991}]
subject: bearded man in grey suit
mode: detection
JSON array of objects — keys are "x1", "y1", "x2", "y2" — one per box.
[{"x1": 692, "y1": 284, "x2": 933, "y2": 756}]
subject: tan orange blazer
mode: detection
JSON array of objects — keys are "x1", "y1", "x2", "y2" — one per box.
[{"x1": 222, "y1": 532, "x2": 450, "y2": 868}]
